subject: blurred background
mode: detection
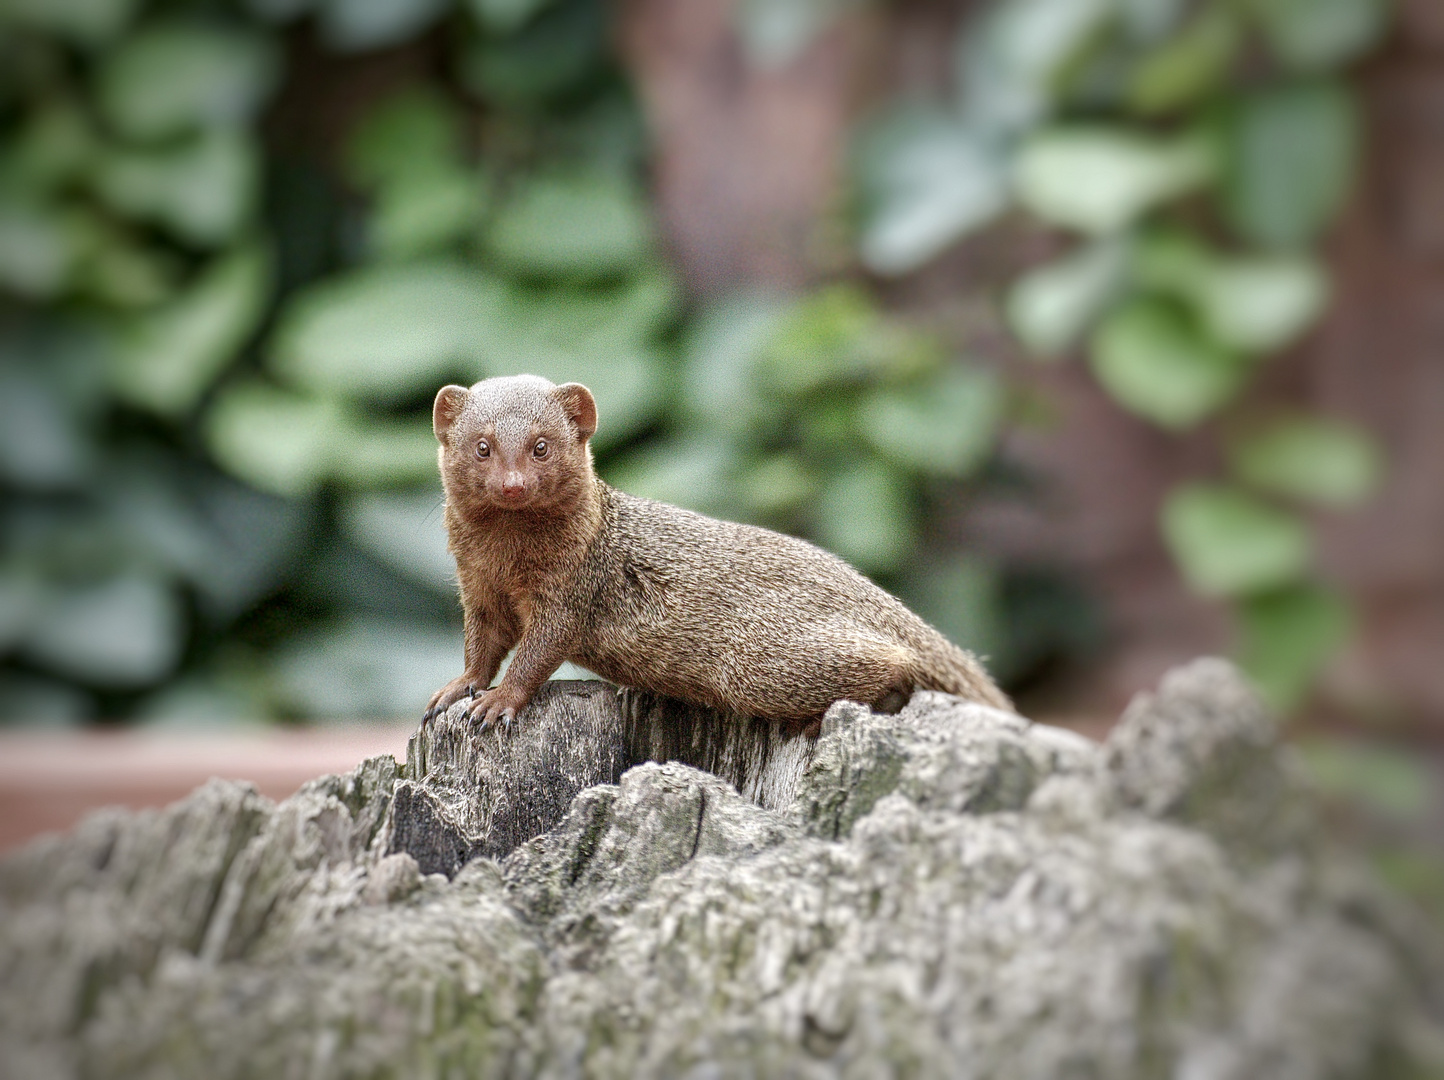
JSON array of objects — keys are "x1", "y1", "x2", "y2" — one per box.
[{"x1": 0, "y1": 0, "x2": 1440, "y2": 912}]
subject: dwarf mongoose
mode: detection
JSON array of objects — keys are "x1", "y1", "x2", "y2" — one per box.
[{"x1": 423, "y1": 374, "x2": 1011, "y2": 731}]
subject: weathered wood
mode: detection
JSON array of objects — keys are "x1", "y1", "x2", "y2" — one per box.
[{"x1": 392, "y1": 680, "x2": 814, "y2": 871}]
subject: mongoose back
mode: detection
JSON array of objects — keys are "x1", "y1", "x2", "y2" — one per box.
[{"x1": 424, "y1": 374, "x2": 1012, "y2": 731}]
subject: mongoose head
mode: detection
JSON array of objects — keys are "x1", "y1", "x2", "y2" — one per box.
[{"x1": 433, "y1": 375, "x2": 598, "y2": 513}]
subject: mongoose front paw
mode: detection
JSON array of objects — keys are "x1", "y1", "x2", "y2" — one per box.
[
  {"x1": 463, "y1": 687, "x2": 526, "y2": 733},
  {"x1": 422, "y1": 676, "x2": 477, "y2": 724}
]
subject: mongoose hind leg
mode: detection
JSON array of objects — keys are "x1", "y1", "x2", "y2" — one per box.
[
  {"x1": 787, "y1": 684, "x2": 910, "y2": 741},
  {"x1": 871, "y1": 686, "x2": 910, "y2": 714},
  {"x1": 776, "y1": 629, "x2": 917, "y2": 734}
]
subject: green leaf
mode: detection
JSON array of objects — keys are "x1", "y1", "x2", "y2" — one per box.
[
  {"x1": 603, "y1": 436, "x2": 739, "y2": 517},
  {"x1": 736, "y1": 453, "x2": 813, "y2": 517},
  {"x1": 1372, "y1": 850, "x2": 1444, "y2": 925},
  {"x1": 204, "y1": 383, "x2": 347, "y2": 496},
  {"x1": 1221, "y1": 82, "x2": 1358, "y2": 249},
  {"x1": 958, "y1": 0, "x2": 1113, "y2": 132},
  {"x1": 1190, "y1": 262, "x2": 1327, "y2": 356},
  {"x1": 680, "y1": 292, "x2": 788, "y2": 435},
  {"x1": 814, "y1": 460, "x2": 917, "y2": 575},
  {"x1": 486, "y1": 173, "x2": 653, "y2": 279},
  {"x1": 94, "y1": 130, "x2": 260, "y2": 246},
  {"x1": 1248, "y1": 0, "x2": 1388, "y2": 71},
  {"x1": 1129, "y1": 227, "x2": 1212, "y2": 293},
  {"x1": 1132, "y1": 231, "x2": 1328, "y2": 352},
  {"x1": 1, "y1": 0, "x2": 139, "y2": 45},
  {"x1": 138, "y1": 675, "x2": 266, "y2": 728},
  {"x1": 0, "y1": 367, "x2": 91, "y2": 488},
  {"x1": 1298, "y1": 739, "x2": 1433, "y2": 819},
  {"x1": 112, "y1": 243, "x2": 271, "y2": 416},
  {"x1": 764, "y1": 286, "x2": 876, "y2": 394},
  {"x1": 345, "y1": 88, "x2": 462, "y2": 190},
  {"x1": 343, "y1": 491, "x2": 453, "y2": 593},
  {"x1": 1089, "y1": 299, "x2": 1246, "y2": 429},
  {"x1": 856, "y1": 110, "x2": 1010, "y2": 275},
  {"x1": 1195, "y1": 257, "x2": 1327, "y2": 353},
  {"x1": 860, "y1": 366, "x2": 1004, "y2": 477},
  {"x1": 96, "y1": 24, "x2": 280, "y2": 141},
  {"x1": 1238, "y1": 584, "x2": 1350, "y2": 712},
  {"x1": 270, "y1": 261, "x2": 504, "y2": 399},
  {"x1": 317, "y1": 0, "x2": 449, "y2": 51},
  {"x1": 1016, "y1": 127, "x2": 1216, "y2": 234},
  {"x1": 78, "y1": 233, "x2": 178, "y2": 309},
  {"x1": 494, "y1": 269, "x2": 679, "y2": 361},
  {"x1": 1228, "y1": 415, "x2": 1382, "y2": 508},
  {"x1": 272, "y1": 617, "x2": 460, "y2": 719},
  {"x1": 369, "y1": 164, "x2": 484, "y2": 259},
  {"x1": 466, "y1": 0, "x2": 557, "y2": 32},
  {"x1": 763, "y1": 285, "x2": 941, "y2": 395},
  {"x1": 1128, "y1": 6, "x2": 1240, "y2": 115},
  {"x1": 1161, "y1": 483, "x2": 1311, "y2": 596},
  {"x1": 1115, "y1": 0, "x2": 1191, "y2": 42},
  {"x1": 0, "y1": 574, "x2": 45, "y2": 652},
  {"x1": 460, "y1": 0, "x2": 606, "y2": 105},
  {"x1": 523, "y1": 345, "x2": 668, "y2": 449},
  {"x1": 333, "y1": 417, "x2": 447, "y2": 488},
  {"x1": 8, "y1": 101, "x2": 97, "y2": 192},
  {"x1": 21, "y1": 575, "x2": 183, "y2": 687},
  {"x1": 429, "y1": 271, "x2": 679, "y2": 447},
  {"x1": 0, "y1": 200, "x2": 95, "y2": 300},
  {"x1": 1006, "y1": 237, "x2": 1132, "y2": 357},
  {"x1": 207, "y1": 385, "x2": 435, "y2": 489},
  {"x1": 103, "y1": 465, "x2": 309, "y2": 620}
]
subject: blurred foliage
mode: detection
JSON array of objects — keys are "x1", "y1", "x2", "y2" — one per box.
[
  {"x1": 1, "y1": 0, "x2": 1393, "y2": 723},
  {"x1": 0, "y1": 0, "x2": 677, "y2": 722},
  {"x1": 831, "y1": 0, "x2": 1391, "y2": 714},
  {"x1": 0, "y1": 0, "x2": 1067, "y2": 723}
]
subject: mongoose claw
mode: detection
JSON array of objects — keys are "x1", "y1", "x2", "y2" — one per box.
[
  {"x1": 423, "y1": 677, "x2": 478, "y2": 725},
  {"x1": 464, "y1": 690, "x2": 520, "y2": 734},
  {"x1": 470, "y1": 706, "x2": 517, "y2": 733}
]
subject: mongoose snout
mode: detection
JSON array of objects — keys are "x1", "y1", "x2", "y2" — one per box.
[{"x1": 424, "y1": 374, "x2": 1011, "y2": 732}]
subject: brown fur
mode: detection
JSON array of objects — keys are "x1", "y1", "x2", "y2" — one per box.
[{"x1": 424, "y1": 374, "x2": 1012, "y2": 731}]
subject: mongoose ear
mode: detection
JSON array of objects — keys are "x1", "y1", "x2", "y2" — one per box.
[
  {"x1": 433, "y1": 384, "x2": 469, "y2": 442},
  {"x1": 554, "y1": 382, "x2": 597, "y2": 441}
]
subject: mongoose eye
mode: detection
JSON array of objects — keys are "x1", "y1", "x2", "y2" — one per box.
[
  {"x1": 475, "y1": 439, "x2": 490, "y2": 459},
  {"x1": 533, "y1": 439, "x2": 549, "y2": 459}
]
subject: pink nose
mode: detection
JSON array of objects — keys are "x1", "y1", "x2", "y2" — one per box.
[{"x1": 502, "y1": 474, "x2": 526, "y2": 499}]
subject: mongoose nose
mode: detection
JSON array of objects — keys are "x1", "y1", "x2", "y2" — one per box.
[{"x1": 501, "y1": 473, "x2": 527, "y2": 499}]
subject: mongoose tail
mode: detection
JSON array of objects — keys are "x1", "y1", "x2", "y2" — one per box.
[{"x1": 907, "y1": 631, "x2": 1015, "y2": 714}]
